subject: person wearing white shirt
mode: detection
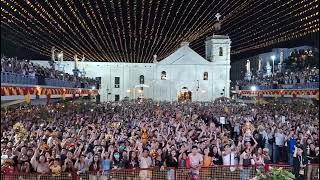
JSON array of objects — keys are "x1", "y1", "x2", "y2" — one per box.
[
  {"x1": 274, "y1": 129, "x2": 286, "y2": 163},
  {"x1": 265, "y1": 128, "x2": 274, "y2": 160},
  {"x1": 139, "y1": 149, "x2": 152, "y2": 180},
  {"x1": 222, "y1": 143, "x2": 238, "y2": 172}
]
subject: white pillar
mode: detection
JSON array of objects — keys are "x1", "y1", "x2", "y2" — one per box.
[
  {"x1": 246, "y1": 60, "x2": 251, "y2": 73},
  {"x1": 271, "y1": 55, "x2": 275, "y2": 75},
  {"x1": 272, "y1": 59, "x2": 275, "y2": 74},
  {"x1": 51, "y1": 47, "x2": 55, "y2": 62},
  {"x1": 266, "y1": 61, "x2": 272, "y2": 76},
  {"x1": 245, "y1": 60, "x2": 252, "y2": 80},
  {"x1": 258, "y1": 58, "x2": 262, "y2": 72},
  {"x1": 279, "y1": 49, "x2": 284, "y2": 64},
  {"x1": 74, "y1": 55, "x2": 78, "y2": 70}
]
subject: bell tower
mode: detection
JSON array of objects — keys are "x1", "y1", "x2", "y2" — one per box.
[
  {"x1": 205, "y1": 34, "x2": 231, "y2": 98},
  {"x1": 205, "y1": 34, "x2": 231, "y2": 63}
]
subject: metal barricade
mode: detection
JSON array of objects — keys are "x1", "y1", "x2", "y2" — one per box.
[
  {"x1": 1, "y1": 72, "x2": 76, "y2": 88},
  {"x1": 1, "y1": 72, "x2": 36, "y2": 86},
  {"x1": 44, "y1": 78, "x2": 76, "y2": 88},
  {"x1": 1, "y1": 164, "x2": 318, "y2": 180}
]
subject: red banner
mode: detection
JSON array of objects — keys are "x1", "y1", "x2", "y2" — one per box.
[{"x1": 1, "y1": 85, "x2": 99, "y2": 97}]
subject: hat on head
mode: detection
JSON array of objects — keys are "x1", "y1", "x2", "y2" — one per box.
[{"x1": 3, "y1": 159, "x2": 14, "y2": 165}]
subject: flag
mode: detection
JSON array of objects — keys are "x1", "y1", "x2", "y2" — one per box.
[{"x1": 24, "y1": 93, "x2": 31, "y2": 104}]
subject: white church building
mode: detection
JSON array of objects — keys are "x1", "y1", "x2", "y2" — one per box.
[{"x1": 33, "y1": 34, "x2": 231, "y2": 102}]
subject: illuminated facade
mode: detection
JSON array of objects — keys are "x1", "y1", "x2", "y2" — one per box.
[{"x1": 32, "y1": 35, "x2": 231, "y2": 102}]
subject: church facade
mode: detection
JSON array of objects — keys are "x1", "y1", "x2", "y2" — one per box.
[{"x1": 32, "y1": 35, "x2": 231, "y2": 102}]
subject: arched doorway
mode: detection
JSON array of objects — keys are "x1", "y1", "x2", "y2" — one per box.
[{"x1": 178, "y1": 87, "x2": 192, "y2": 101}]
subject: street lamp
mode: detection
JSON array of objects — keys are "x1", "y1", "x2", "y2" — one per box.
[{"x1": 271, "y1": 55, "x2": 276, "y2": 75}]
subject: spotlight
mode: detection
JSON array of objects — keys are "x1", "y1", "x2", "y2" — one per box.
[{"x1": 250, "y1": 86, "x2": 257, "y2": 91}]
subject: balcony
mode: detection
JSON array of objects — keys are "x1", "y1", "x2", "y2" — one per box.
[
  {"x1": 1, "y1": 72, "x2": 92, "y2": 88},
  {"x1": 239, "y1": 82, "x2": 319, "y2": 90},
  {"x1": 1, "y1": 72, "x2": 37, "y2": 85}
]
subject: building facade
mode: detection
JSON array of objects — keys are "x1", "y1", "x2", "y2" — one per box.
[{"x1": 32, "y1": 35, "x2": 231, "y2": 102}]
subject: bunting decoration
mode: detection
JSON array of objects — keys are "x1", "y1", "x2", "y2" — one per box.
[
  {"x1": 1, "y1": 85, "x2": 99, "y2": 97},
  {"x1": 239, "y1": 89, "x2": 319, "y2": 99}
]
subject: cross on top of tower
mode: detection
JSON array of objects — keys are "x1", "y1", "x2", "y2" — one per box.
[{"x1": 215, "y1": 13, "x2": 221, "y2": 21}]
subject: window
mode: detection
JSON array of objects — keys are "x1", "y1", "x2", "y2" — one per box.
[
  {"x1": 161, "y1": 71, "x2": 167, "y2": 80},
  {"x1": 219, "y1": 47, "x2": 223, "y2": 56},
  {"x1": 139, "y1": 75, "x2": 144, "y2": 84},
  {"x1": 115, "y1": 94, "x2": 120, "y2": 101},
  {"x1": 203, "y1": 72, "x2": 208, "y2": 80},
  {"x1": 96, "y1": 77, "x2": 101, "y2": 89},
  {"x1": 114, "y1": 77, "x2": 120, "y2": 88}
]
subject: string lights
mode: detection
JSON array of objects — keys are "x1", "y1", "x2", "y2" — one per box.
[{"x1": 1, "y1": 0, "x2": 318, "y2": 62}]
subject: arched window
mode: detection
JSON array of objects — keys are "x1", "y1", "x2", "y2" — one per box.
[
  {"x1": 219, "y1": 47, "x2": 223, "y2": 56},
  {"x1": 161, "y1": 71, "x2": 167, "y2": 80},
  {"x1": 139, "y1": 75, "x2": 144, "y2": 84},
  {"x1": 203, "y1": 72, "x2": 208, "y2": 80}
]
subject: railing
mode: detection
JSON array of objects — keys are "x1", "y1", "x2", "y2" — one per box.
[
  {"x1": 1, "y1": 72, "x2": 37, "y2": 85},
  {"x1": 240, "y1": 82, "x2": 319, "y2": 90},
  {"x1": 1, "y1": 164, "x2": 319, "y2": 180},
  {"x1": 279, "y1": 82, "x2": 319, "y2": 89},
  {"x1": 1, "y1": 72, "x2": 94, "y2": 88},
  {"x1": 44, "y1": 78, "x2": 77, "y2": 88}
]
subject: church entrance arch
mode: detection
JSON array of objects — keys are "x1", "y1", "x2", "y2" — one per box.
[{"x1": 177, "y1": 87, "x2": 192, "y2": 101}]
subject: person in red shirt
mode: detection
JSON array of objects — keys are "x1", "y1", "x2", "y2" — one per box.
[{"x1": 1, "y1": 160, "x2": 15, "y2": 180}]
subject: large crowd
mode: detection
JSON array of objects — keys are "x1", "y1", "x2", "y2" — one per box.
[
  {"x1": 1, "y1": 56, "x2": 98, "y2": 88},
  {"x1": 236, "y1": 64, "x2": 319, "y2": 88},
  {"x1": 1, "y1": 100, "x2": 319, "y2": 179}
]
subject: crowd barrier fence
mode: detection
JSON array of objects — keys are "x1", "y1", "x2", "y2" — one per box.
[
  {"x1": 1, "y1": 164, "x2": 319, "y2": 180},
  {"x1": 1, "y1": 72, "x2": 37, "y2": 85},
  {"x1": 1, "y1": 72, "x2": 94, "y2": 88}
]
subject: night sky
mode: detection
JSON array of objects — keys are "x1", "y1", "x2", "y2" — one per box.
[{"x1": 1, "y1": 0, "x2": 319, "y2": 62}]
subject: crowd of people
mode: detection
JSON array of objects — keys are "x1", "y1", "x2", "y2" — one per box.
[
  {"x1": 236, "y1": 65, "x2": 319, "y2": 89},
  {"x1": 1, "y1": 56, "x2": 98, "y2": 88},
  {"x1": 1, "y1": 100, "x2": 319, "y2": 179}
]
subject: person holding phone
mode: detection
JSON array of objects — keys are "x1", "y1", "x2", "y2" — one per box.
[
  {"x1": 293, "y1": 145, "x2": 307, "y2": 180},
  {"x1": 188, "y1": 146, "x2": 203, "y2": 179}
]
